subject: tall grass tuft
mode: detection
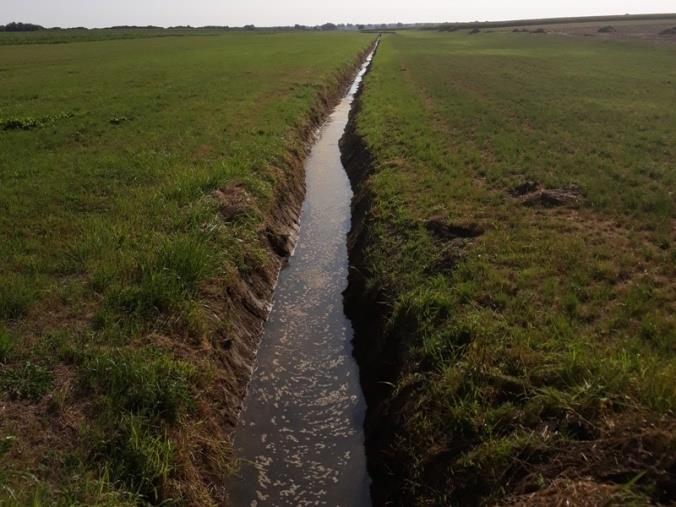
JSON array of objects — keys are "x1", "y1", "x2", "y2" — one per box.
[
  {"x1": 98, "y1": 414, "x2": 174, "y2": 503},
  {"x1": 81, "y1": 348, "x2": 194, "y2": 422},
  {"x1": 0, "y1": 274, "x2": 36, "y2": 320}
]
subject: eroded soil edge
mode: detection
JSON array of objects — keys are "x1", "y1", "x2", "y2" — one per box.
[
  {"x1": 340, "y1": 56, "x2": 409, "y2": 506},
  {"x1": 203, "y1": 41, "x2": 379, "y2": 505}
]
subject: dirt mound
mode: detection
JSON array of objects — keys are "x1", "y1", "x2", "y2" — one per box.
[
  {"x1": 660, "y1": 27, "x2": 676, "y2": 36},
  {"x1": 598, "y1": 25, "x2": 616, "y2": 33},
  {"x1": 510, "y1": 181, "x2": 582, "y2": 207},
  {"x1": 212, "y1": 183, "x2": 253, "y2": 221},
  {"x1": 426, "y1": 216, "x2": 484, "y2": 240},
  {"x1": 510, "y1": 180, "x2": 540, "y2": 196},
  {"x1": 524, "y1": 188, "x2": 580, "y2": 207}
]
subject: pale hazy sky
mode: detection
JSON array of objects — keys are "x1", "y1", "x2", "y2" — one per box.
[{"x1": 1, "y1": 0, "x2": 674, "y2": 28}]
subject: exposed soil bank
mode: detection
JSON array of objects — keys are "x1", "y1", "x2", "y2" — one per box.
[
  {"x1": 339, "y1": 55, "x2": 412, "y2": 506},
  {"x1": 175, "y1": 41, "x2": 379, "y2": 505}
]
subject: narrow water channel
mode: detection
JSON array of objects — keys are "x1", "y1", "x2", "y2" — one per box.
[{"x1": 228, "y1": 46, "x2": 377, "y2": 506}]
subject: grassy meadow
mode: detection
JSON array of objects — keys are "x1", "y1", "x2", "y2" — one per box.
[
  {"x1": 0, "y1": 30, "x2": 371, "y2": 504},
  {"x1": 0, "y1": 28, "x2": 226, "y2": 46},
  {"x1": 350, "y1": 31, "x2": 675, "y2": 504}
]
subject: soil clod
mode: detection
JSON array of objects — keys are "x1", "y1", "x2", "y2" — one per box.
[
  {"x1": 522, "y1": 188, "x2": 581, "y2": 208},
  {"x1": 510, "y1": 180, "x2": 541, "y2": 196},
  {"x1": 426, "y1": 216, "x2": 484, "y2": 240},
  {"x1": 264, "y1": 226, "x2": 293, "y2": 258},
  {"x1": 510, "y1": 181, "x2": 582, "y2": 208},
  {"x1": 212, "y1": 184, "x2": 252, "y2": 221}
]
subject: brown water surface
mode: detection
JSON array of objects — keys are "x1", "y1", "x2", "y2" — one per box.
[{"x1": 228, "y1": 46, "x2": 377, "y2": 506}]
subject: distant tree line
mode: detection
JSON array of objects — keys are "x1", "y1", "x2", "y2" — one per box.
[
  {"x1": 108, "y1": 25, "x2": 163, "y2": 30},
  {"x1": 0, "y1": 20, "x2": 434, "y2": 34},
  {"x1": 0, "y1": 22, "x2": 44, "y2": 32}
]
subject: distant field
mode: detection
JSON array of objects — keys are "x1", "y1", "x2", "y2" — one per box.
[
  {"x1": 349, "y1": 30, "x2": 675, "y2": 504},
  {"x1": 435, "y1": 14, "x2": 676, "y2": 43},
  {"x1": 501, "y1": 18, "x2": 676, "y2": 42},
  {"x1": 0, "y1": 28, "x2": 230, "y2": 46},
  {"x1": 0, "y1": 31, "x2": 371, "y2": 504}
]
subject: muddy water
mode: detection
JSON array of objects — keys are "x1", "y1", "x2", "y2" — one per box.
[{"x1": 228, "y1": 47, "x2": 377, "y2": 507}]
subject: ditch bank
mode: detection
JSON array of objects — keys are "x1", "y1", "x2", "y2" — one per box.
[
  {"x1": 339, "y1": 49, "x2": 676, "y2": 507},
  {"x1": 172, "y1": 40, "x2": 379, "y2": 505},
  {"x1": 227, "y1": 41, "x2": 380, "y2": 506},
  {"x1": 339, "y1": 57, "x2": 414, "y2": 507},
  {"x1": 340, "y1": 43, "x2": 499, "y2": 506}
]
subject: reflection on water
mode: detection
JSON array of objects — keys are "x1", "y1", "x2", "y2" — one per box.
[{"x1": 228, "y1": 46, "x2": 377, "y2": 506}]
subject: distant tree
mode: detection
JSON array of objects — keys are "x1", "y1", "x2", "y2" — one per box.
[
  {"x1": 243, "y1": 24, "x2": 256, "y2": 31},
  {"x1": 294, "y1": 24, "x2": 308, "y2": 30},
  {"x1": 356, "y1": 24, "x2": 365, "y2": 30},
  {"x1": 1, "y1": 21, "x2": 44, "y2": 32},
  {"x1": 321, "y1": 23, "x2": 337, "y2": 31},
  {"x1": 108, "y1": 25, "x2": 161, "y2": 30}
]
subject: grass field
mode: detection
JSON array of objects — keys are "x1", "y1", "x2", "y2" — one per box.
[
  {"x1": 0, "y1": 28, "x2": 228, "y2": 46},
  {"x1": 0, "y1": 31, "x2": 371, "y2": 504},
  {"x1": 348, "y1": 31, "x2": 675, "y2": 504}
]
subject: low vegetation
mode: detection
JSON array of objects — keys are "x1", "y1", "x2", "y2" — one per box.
[
  {"x1": 347, "y1": 30, "x2": 675, "y2": 505},
  {"x1": 436, "y1": 13, "x2": 676, "y2": 31},
  {"x1": 0, "y1": 27, "x2": 233, "y2": 46},
  {"x1": 0, "y1": 30, "x2": 372, "y2": 504}
]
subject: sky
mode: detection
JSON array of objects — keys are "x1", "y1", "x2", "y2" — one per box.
[{"x1": 1, "y1": 0, "x2": 674, "y2": 28}]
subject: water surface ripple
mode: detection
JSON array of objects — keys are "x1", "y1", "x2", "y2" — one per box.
[{"x1": 228, "y1": 47, "x2": 377, "y2": 506}]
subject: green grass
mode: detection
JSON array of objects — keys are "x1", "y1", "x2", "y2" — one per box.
[
  {"x1": 0, "y1": 361, "x2": 52, "y2": 401},
  {"x1": 0, "y1": 28, "x2": 228, "y2": 46},
  {"x1": 0, "y1": 31, "x2": 372, "y2": 504},
  {"x1": 352, "y1": 31, "x2": 675, "y2": 504}
]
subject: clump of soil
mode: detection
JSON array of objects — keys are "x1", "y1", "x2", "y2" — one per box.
[
  {"x1": 524, "y1": 188, "x2": 580, "y2": 207},
  {"x1": 660, "y1": 27, "x2": 676, "y2": 36},
  {"x1": 509, "y1": 180, "x2": 582, "y2": 208},
  {"x1": 426, "y1": 216, "x2": 484, "y2": 240},
  {"x1": 211, "y1": 183, "x2": 253, "y2": 221},
  {"x1": 598, "y1": 25, "x2": 617, "y2": 33},
  {"x1": 531, "y1": 28, "x2": 547, "y2": 34},
  {"x1": 510, "y1": 180, "x2": 540, "y2": 197},
  {"x1": 263, "y1": 226, "x2": 294, "y2": 258}
]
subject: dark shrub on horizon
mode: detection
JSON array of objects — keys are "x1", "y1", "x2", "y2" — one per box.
[{"x1": 0, "y1": 22, "x2": 44, "y2": 32}]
